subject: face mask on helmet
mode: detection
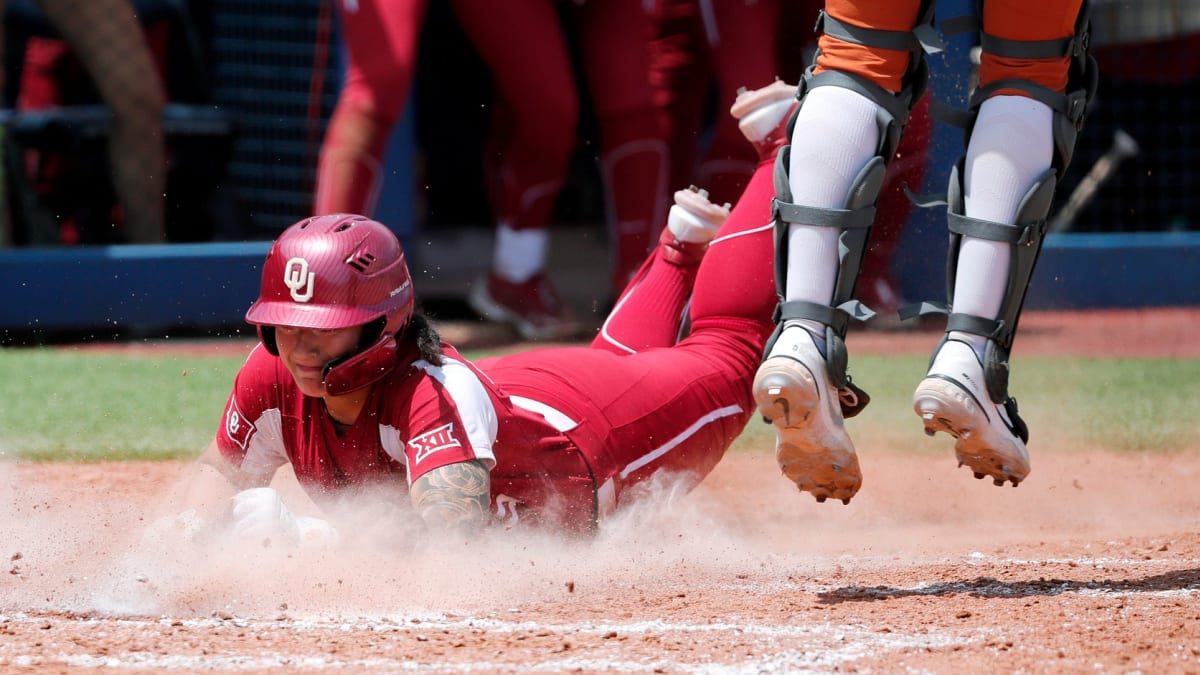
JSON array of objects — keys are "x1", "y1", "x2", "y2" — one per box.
[{"x1": 246, "y1": 214, "x2": 416, "y2": 395}]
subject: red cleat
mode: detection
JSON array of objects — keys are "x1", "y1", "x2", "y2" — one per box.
[{"x1": 468, "y1": 272, "x2": 579, "y2": 341}]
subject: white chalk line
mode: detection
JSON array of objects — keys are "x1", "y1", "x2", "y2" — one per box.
[
  {"x1": 1, "y1": 554, "x2": 1194, "y2": 672},
  {"x1": 0, "y1": 612, "x2": 966, "y2": 673}
]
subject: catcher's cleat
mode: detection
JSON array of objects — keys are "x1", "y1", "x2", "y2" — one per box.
[
  {"x1": 660, "y1": 185, "x2": 730, "y2": 266},
  {"x1": 730, "y1": 79, "x2": 798, "y2": 162},
  {"x1": 754, "y1": 327, "x2": 862, "y2": 504},
  {"x1": 913, "y1": 339, "x2": 1030, "y2": 487},
  {"x1": 468, "y1": 272, "x2": 579, "y2": 341}
]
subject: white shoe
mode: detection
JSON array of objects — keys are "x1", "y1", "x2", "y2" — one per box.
[
  {"x1": 730, "y1": 79, "x2": 798, "y2": 161},
  {"x1": 912, "y1": 339, "x2": 1030, "y2": 486},
  {"x1": 753, "y1": 327, "x2": 861, "y2": 504},
  {"x1": 659, "y1": 185, "x2": 729, "y2": 266}
]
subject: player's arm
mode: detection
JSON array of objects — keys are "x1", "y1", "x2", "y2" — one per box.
[
  {"x1": 188, "y1": 439, "x2": 273, "y2": 512},
  {"x1": 409, "y1": 459, "x2": 492, "y2": 539},
  {"x1": 142, "y1": 439, "x2": 271, "y2": 545}
]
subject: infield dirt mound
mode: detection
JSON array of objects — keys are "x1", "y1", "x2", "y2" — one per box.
[{"x1": 2, "y1": 446, "x2": 1199, "y2": 673}]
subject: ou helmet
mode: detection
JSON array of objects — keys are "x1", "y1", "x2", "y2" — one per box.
[{"x1": 245, "y1": 214, "x2": 415, "y2": 395}]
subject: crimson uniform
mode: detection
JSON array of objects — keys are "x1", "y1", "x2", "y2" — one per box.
[{"x1": 218, "y1": 152, "x2": 780, "y2": 532}]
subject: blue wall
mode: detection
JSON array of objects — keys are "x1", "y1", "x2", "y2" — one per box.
[
  {"x1": 1, "y1": 232, "x2": 1196, "y2": 333},
  {"x1": 0, "y1": 242, "x2": 268, "y2": 332}
]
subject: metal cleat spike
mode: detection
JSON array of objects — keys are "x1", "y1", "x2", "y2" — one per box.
[
  {"x1": 973, "y1": 472, "x2": 986, "y2": 480},
  {"x1": 993, "y1": 478, "x2": 1004, "y2": 486},
  {"x1": 816, "y1": 495, "x2": 827, "y2": 503},
  {"x1": 841, "y1": 498, "x2": 851, "y2": 505}
]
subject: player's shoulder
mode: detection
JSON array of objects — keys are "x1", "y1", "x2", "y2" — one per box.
[{"x1": 233, "y1": 343, "x2": 293, "y2": 396}]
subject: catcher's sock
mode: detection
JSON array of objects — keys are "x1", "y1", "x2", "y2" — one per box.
[
  {"x1": 782, "y1": 87, "x2": 880, "y2": 349},
  {"x1": 952, "y1": 96, "x2": 1053, "y2": 360}
]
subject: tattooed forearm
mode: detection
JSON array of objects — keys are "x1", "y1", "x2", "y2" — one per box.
[{"x1": 410, "y1": 460, "x2": 491, "y2": 536}]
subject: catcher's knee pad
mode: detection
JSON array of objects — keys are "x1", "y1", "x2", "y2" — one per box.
[
  {"x1": 802, "y1": 0, "x2": 939, "y2": 161},
  {"x1": 942, "y1": 0, "x2": 1099, "y2": 174}
]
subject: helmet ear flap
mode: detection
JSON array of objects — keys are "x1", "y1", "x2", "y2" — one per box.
[{"x1": 258, "y1": 325, "x2": 279, "y2": 356}]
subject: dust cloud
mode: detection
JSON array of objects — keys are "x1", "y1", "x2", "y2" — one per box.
[{"x1": 4, "y1": 450, "x2": 1198, "y2": 622}]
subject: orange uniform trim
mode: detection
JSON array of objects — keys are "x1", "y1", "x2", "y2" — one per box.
[{"x1": 812, "y1": 0, "x2": 1084, "y2": 98}]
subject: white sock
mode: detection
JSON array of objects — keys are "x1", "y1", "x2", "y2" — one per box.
[
  {"x1": 778, "y1": 86, "x2": 882, "y2": 354},
  {"x1": 492, "y1": 223, "x2": 548, "y2": 283},
  {"x1": 951, "y1": 95, "x2": 1053, "y2": 359}
]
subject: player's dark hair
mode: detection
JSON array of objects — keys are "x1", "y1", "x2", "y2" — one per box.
[{"x1": 405, "y1": 312, "x2": 444, "y2": 366}]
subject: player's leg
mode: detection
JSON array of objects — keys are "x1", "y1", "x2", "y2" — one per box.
[
  {"x1": 577, "y1": 0, "x2": 672, "y2": 300},
  {"x1": 755, "y1": 0, "x2": 931, "y2": 503},
  {"x1": 595, "y1": 138, "x2": 780, "y2": 509},
  {"x1": 912, "y1": 0, "x2": 1094, "y2": 486},
  {"x1": 315, "y1": 0, "x2": 428, "y2": 215},
  {"x1": 594, "y1": 83, "x2": 792, "y2": 357},
  {"x1": 647, "y1": 0, "x2": 712, "y2": 215},
  {"x1": 591, "y1": 185, "x2": 729, "y2": 354},
  {"x1": 36, "y1": 0, "x2": 167, "y2": 243},
  {"x1": 481, "y1": 140, "x2": 778, "y2": 521},
  {"x1": 453, "y1": 0, "x2": 581, "y2": 340}
]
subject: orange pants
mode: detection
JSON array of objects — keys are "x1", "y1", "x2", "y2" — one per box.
[{"x1": 815, "y1": 0, "x2": 1084, "y2": 97}]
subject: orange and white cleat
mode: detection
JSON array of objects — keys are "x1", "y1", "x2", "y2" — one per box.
[
  {"x1": 754, "y1": 326, "x2": 862, "y2": 504},
  {"x1": 913, "y1": 339, "x2": 1031, "y2": 487}
]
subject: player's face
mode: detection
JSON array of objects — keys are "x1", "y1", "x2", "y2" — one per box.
[{"x1": 274, "y1": 324, "x2": 363, "y2": 397}]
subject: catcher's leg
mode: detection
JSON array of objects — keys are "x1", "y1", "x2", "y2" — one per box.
[
  {"x1": 754, "y1": 1, "x2": 935, "y2": 504},
  {"x1": 912, "y1": 0, "x2": 1096, "y2": 487}
]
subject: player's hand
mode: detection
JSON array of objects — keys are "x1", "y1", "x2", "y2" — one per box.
[
  {"x1": 230, "y1": 487, "x2": 339, "y2": 548},
  {"x1": 141, "y1": 508, "x2": 206, "y2": 549}
]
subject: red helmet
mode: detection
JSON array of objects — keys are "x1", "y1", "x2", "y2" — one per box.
[{"x1": 246, "y1": 214, "x2": 415, "y2": 395}]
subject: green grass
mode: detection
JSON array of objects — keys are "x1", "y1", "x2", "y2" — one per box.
[
  {"x1": 1, "y1": 347, "x2": 1196, "y2": 462},
  {"x1": 0, "y1": 348, "x2": 245, "y2": 461},
  {"x1": 723, "y1": 354, "x2": 1200, "y2": 457}
]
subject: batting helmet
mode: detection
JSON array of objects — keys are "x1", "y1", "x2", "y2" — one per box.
[{"x1": 246, "y1": 214, "x2": 415, "y2": 395}]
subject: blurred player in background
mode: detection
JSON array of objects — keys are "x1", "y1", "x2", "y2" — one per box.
[
  {"x1": 754, "y1": 0, "x2": 1097, "y2": 504},
  {"x1": 316, "y1": 0, "x2": 668, "y2": 340},
  {"x1": 1, "y1": 0, "x2": 166, "y2": 244},
  {"x1": 313, "y1": 0, "x2": 427, "y2": 221},
  {"x1": 149, "y1": 104, "x2": 792, "y2": 548},
  {"x1": 453, "y1": 0, "x2": 669, "y2": 337},
  {"x1": 647, "y1": 0, "x2": 782, "y2": 207}
]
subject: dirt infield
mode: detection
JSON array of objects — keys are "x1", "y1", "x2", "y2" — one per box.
[{"x1": 2, "y1": 308, "x2": 1199, "y2": 673}]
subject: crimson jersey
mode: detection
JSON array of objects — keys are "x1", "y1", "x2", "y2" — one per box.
[
  {"x1": 217, "y1": 343, "x2": 599, "y2": 530},
  {"x1": 216, "y1": 330, "x2": 762, "y2": 532}
]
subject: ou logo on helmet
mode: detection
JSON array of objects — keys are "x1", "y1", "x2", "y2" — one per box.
[{"x1": 284, "y1": 257, "x2": 316, "y2": 302}]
